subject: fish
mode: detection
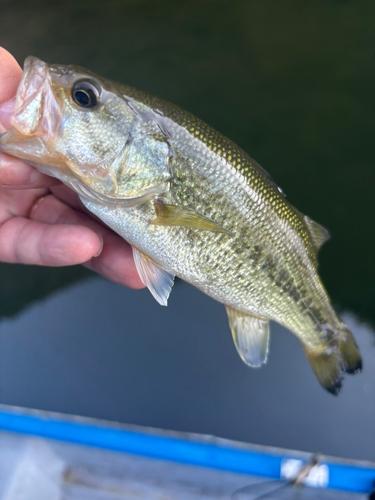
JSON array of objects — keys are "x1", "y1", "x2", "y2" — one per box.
[{"x1": 0, "y1": 56, "x2": 362, "y2": 394}]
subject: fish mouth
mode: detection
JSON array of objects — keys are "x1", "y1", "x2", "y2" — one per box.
[
  {"x1": 10, "y1": 56, "x2": 61, "y2": 139},
  {"x1": 0, "y1": 97, "x2": 16, "y2": 133},
  {"x1": 0, "y1": 57, "x2": 45, "y2": 134}
]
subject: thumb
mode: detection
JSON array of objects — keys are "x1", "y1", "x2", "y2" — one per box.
[{"x1": 0, "y1": 48, "x2": 22, "y2": 104}]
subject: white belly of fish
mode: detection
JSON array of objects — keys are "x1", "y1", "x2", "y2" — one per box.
[{"x1": 82, "y1": 197, "x2": 252, "y2": 310}]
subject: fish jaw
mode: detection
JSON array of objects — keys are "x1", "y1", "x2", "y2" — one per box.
[
  {"x1": 0, "y1": 58, "x2": 126, "y2": 199},
  {"x1": 0, "y1": 56, "x2": 64, "y2": 169},
  {"x1": 11, "y1": 56, "x2": 62, "y2": 141}
]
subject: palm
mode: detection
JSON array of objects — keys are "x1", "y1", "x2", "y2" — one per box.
[{"x1": 0, "y1": 47, "x2": 143, "y2": 289}]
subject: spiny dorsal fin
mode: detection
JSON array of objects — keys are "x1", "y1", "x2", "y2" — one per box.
[
  {"x1": 132, "y1": 247, "x2": 175, "y2": 306},
  {"x1": 150, "y1": 200, "x2": 232, "y2": 234},
  {"x1": 225, "y1": 306, "x2": 270, "y2": 367},
  {"x1": 304, "y1": 216, "x2": 330, "y2": 252}
]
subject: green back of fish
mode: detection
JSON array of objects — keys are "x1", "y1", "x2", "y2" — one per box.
[{"x1": 113, "y1": 79, "x2": 321, "y2": 265}]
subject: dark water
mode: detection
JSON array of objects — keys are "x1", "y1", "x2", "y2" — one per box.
[{"x1": 0, "y1": 0, "x2": 374, "y2": 461}]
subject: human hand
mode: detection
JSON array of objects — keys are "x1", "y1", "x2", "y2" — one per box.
[{"x1": 0, "y1": 48, "x2": 143, "y2": 289}]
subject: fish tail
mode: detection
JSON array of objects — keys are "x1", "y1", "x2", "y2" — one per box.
[
  {"x1": 338, "y1": 326, "x2": 362, "y2": 375},
  {"x1": 303, "y1": 345, "x2": 344, "y2": 395},
  {"x1": 303, "y1": 325, "x2": 362, "y2": 396}
]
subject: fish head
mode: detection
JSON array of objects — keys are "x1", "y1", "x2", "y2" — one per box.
[{"x1": 0, "y1": 57, "x2": 167, "y2": 205}]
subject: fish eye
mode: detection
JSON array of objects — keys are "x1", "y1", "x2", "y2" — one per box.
[{"x1": 71, "y1": 80, "x2": 101, "y2": 108}]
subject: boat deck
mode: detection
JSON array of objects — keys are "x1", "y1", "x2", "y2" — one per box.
[{"x1": 0, "y1": 405, "x2": 373, "y2": 499}]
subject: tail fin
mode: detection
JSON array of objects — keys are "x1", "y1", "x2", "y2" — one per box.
[
  {"x1": 303, "y1": 346, "x2": 343, "y2": 395},
  {"x1": 338, "y1": 327, "x2": 362, "y2": 374},
  {"x1": 303, "y1": 326, "x2": 362, "y2": 396}
]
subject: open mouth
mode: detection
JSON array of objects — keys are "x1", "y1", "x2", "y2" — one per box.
[
  {"x1": 10, "y1": 57, "x2": 50, "y2": 136},
  {"x1": 0, "y1": 57, "x2": 47, "y2": 134},
  {"x1": 0, "y1": 56, "x2": 62, "y2": 164},
  {"x1": 1, "y1": 56, "x2": 61, "y2": 142}
]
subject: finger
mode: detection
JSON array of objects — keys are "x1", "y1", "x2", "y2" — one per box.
[
  {"x1": 0, "y1": 97, "x2": 15, "y2": 132},
  {"x1": 0, "y1": 153, "x2": 60, "y2": 188},
  {"x1": 50, "y1": 184, "x2": 108, "y2": 228},
  {"x1": 31, "y1": 194, "x2": 144, "y2": 288},
  {"x1": 0, "y1": 48, "x2": 22, "y2": 104},
  {"x1": 0, "y1": 186, "x2": 49, "y2": 221},
  {"x1": 50, "y1": 184, "x2": 86, "y2": 211},
  {"x1": 0, "y1": 217, "x2": 103, "y2": 266},
  {"x1": 50, "y1": 184, "x2": 114, "y2": 230},
  {"x1": 84, "y1": 232, "x2": 143, "y2": 289}
]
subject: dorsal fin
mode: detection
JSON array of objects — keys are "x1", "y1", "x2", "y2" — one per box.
[
  {"x1": 132, "y1": 247, "x2": 175, "y2": 306},
  {"x1": 304, "y1": 216, "x2": 330, "y2": 252},
  {"x1": 225, "y1": 306, "x2": 270, "y2": 367}
]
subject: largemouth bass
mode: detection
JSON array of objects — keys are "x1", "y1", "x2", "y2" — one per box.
[{"x1": 0, "y1": 57, "x2": 362, "y2": 394}]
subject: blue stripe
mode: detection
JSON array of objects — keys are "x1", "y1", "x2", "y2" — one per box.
[{"x1": 0, "y1": 409, "x2": 374, "y2": 493}]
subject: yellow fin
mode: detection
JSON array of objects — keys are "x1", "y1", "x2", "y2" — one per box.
[
  {"x1": 303, "y1": 324, "x2": 362, "y2": 395},
  {"x1": 226, "y1": 306, "x2": 270, "y2": 367},
  {"x1": 303, "y1": 345, "x2": 343, "y2": 395},
  {"x1": 304, "y1": 216, "x2": 330, "y2": 252},
  {"x1": 338, "y1": 326, "x2": 362, "y2": 375},
  {"x1": 150, "y1": 200, "x2": 231, "y2": 234}
]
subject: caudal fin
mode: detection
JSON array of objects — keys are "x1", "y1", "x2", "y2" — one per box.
[
  {"x1": 338, "y1": 327, "x2": 362, "y2": 374},
  {"x1": 303, "y1": 326, "x2": 362, "y2": 396}
]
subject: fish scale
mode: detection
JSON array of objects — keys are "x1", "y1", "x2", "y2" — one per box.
[
  {"x1": 0, "y1": 56, "x2": 362, "y2": 394},
  {"x1": 88, "y1": 125, "x2": 335, "y2": 340}
]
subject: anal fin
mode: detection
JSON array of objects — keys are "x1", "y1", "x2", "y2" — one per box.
[
  {"x1": 132, "y1": 247, "x2": 175, "y2": 306},
  {"x1": 150, "y1": 200, "x2": 231, "y2": 234},
  {"x1": 226, "y1": 306, "x2": 270, "y2": 367}
]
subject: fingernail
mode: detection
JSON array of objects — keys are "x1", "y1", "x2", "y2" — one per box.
[
  {"x1": 29, "y1": 168, "x2": 41, "y2": 184},
  {"x1": 93, "y1": 234, "x2": 104, "y2": 257},
  {"x1": 29, "y1": 196, "x2": 46, "y2": 218}
]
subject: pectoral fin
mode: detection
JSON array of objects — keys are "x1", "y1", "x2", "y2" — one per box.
[
  {"x1": 150, "y1": 200, "x2": 231, "y2": 234},
  {"x1": 226, "y1": 306, "x2": 270, "y2": 367},
  {"x1": 132, "y1": 247, "x2": 175, "y2": 306}
]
